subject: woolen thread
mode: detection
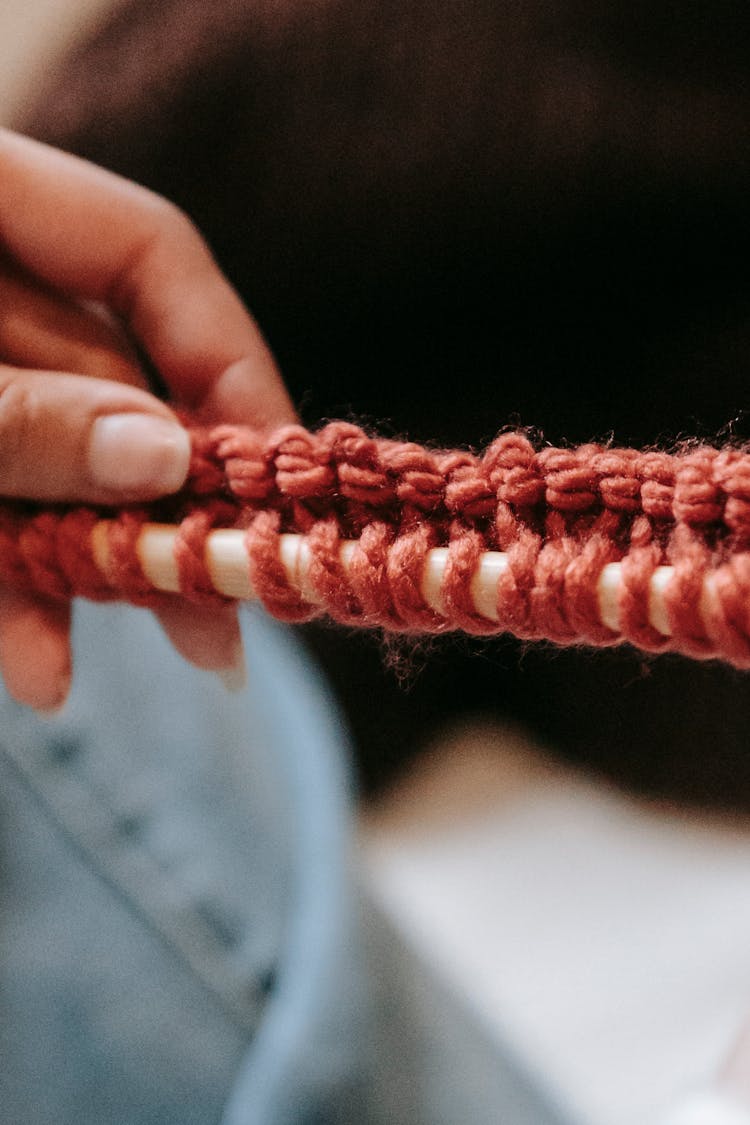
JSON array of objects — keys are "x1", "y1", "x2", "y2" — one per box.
[{"x1": 3, "y1": 421, "x2": 750, "y2": 666}]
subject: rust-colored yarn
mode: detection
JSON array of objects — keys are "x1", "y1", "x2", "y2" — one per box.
[{"x1": 4, "y1": 421, "x2": 750, "y2": 666}]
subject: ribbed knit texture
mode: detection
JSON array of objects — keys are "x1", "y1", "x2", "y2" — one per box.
[{"x1": 4, "y1": 422, "x2": 750, "y2": 666}]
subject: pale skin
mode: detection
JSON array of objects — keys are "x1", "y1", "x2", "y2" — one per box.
[{"x1": 0, "y1": 128, "x2": 295, "y2": 711}]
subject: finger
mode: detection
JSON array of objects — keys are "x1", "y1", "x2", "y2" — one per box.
[
  {"x1": 156, "y1": 599, "x2": 244, "y2": 678},
  {"x1": 0, "y1": 129, "x2": 295, "y2": 429},
  {"x1": 0, "y1": 587, "x2": 71, "y2": 710},
  {"x1": 0, "y1": 272, "x2": 243, "y2": 677},
  {"x1": 0, "y1": 366, "x2": 190, "y2": 502},
  {"x1": 0, "y1": 261, "x2": 147, "y2": 388}
]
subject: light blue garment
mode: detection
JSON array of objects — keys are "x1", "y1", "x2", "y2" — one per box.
[{"x1": 0, "y1": 603, "x2": 363, "y2": 1125}]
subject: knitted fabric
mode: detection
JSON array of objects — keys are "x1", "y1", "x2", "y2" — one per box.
[{"x1": 3, "y1": 421, "x2": 750, "y2": 666}]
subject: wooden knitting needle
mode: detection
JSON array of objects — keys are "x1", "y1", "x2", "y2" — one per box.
[{"x1": 90, "y1": 521, "x2": 696, "y2": 637}]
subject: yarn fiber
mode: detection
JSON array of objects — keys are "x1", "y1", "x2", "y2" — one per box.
[{"x1": 3, "y1": 421, "x2": 750, "y2": 666}]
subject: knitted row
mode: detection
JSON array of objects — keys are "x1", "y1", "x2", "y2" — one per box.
[
  {"x1": 2, "y1": 502, "x2": 750, "y2": 668},
  {"x1": 187, "y1": 423, "x2": 750, "y2": 535}
]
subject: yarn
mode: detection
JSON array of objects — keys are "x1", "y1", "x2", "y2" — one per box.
[{"x1": 3, "y1": 420, "x2": 750, "y2": 666}]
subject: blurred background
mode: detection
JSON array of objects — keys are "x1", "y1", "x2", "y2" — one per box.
[
  {"x1": 4, "y1": 3, "x2": 750, "y2": 1123},
  {"x1": 0, "y1": 1, "x2": 109, "y2": 121}
]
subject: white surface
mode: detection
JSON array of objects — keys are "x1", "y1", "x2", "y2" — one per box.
[
  {"x1": 656, "y1": 1091, "x2": 750, "y2": 1125},
  {"x1": 361, "y1": 759, "x2": 750, "y2": 1125}
]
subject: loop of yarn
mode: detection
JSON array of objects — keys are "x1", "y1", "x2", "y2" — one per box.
[
  {"x1": 105, "y1": 509, "x2": 168, "y2": 608},
  {"x1": 3, "y1": 421, "x2": 750, "y2": 666}
]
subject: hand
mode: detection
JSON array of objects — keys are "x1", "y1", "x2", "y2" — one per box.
[{"x1": 0, "y1": 128, "x2": 295, "y2": 710}]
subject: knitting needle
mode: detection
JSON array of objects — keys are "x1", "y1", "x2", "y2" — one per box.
[{"x1": 91, "y1": 521, "x2": 696, "y2": 637}]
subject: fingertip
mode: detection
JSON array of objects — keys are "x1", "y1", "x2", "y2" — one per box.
[
  {"x1": 156, "y1": 599, "x2": 245, "y2": 673},
  {"x1": 0, "y1": 368, "x2": 192, "y2": 504},
  {"x1": 198, "y1": 355, "x2": 297, "y2": 431},
  {"x1": 216, "y1": 651, "x2": 247, "y2": 693},
  {"x1": 0, "y1": 592, "x2": 72, "y2": 712}
]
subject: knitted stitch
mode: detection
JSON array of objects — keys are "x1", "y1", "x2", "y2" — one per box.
[{"x1": 3, "y1": 421, "x2": 750, "y2": 666}]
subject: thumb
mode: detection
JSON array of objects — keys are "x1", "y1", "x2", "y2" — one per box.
[{"x1": 0, "y1": 367, "x2": 191, "y2": 503}]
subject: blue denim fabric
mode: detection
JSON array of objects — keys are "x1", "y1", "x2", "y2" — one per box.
[{"x1": 0, "y1": 604, "x2": 363, "y2": 1125}]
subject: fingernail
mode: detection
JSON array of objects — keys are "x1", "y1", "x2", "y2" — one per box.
[{"x1": 89, "y1": 413, "x2": 190, "y2": 494}]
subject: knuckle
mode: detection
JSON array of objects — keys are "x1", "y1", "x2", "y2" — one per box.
[
  {"x1": 150, "y1": 195, "x2": 204, "y2": 251},
  {"x1": 0, "y1": 375, "x2": 36, "y2": 491},
  {"x1": 109, "y1": 197, "x2": 211, "y2": 317}
]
